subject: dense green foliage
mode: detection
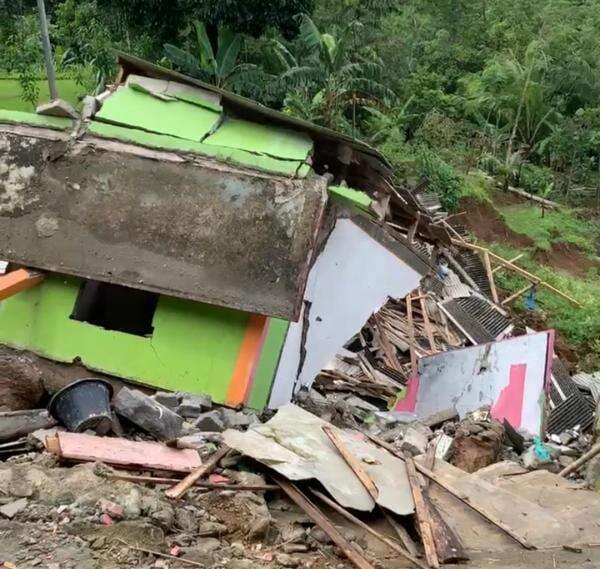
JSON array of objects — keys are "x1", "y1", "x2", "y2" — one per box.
[{"x1": 1, "y1": 0, "x2": 599, "y2": 365}]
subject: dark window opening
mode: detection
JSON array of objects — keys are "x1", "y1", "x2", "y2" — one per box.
[{"x1": 70, "y1": 280, "x2": 158, "y2": 337}]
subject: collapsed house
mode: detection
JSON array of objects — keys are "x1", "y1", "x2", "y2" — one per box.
[
  {"x1": 2, "y1": 54, "x2": 599, "y2": 569},
  {"x1": 0, "y1": 53, "x2": 437, "y2": 410}
]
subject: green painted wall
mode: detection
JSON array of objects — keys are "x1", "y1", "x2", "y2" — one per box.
[{"x1": 0, "y1": 275, "x2": 252, "y2": 402}]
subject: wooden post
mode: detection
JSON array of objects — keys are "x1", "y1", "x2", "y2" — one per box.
[{"x1": 483, "y1": 251, "x2": 499, "y2": 303}]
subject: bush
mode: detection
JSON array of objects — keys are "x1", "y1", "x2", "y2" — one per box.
[
  {"x1": 520, "y1": 163, "x2": 555, "y2": 195},
  {"x1": 415, "y1": 146, "x2": 463, "y2": 211}
]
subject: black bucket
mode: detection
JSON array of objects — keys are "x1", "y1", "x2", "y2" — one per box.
[{"x1": 48, "y1": 378, "x2": 114, "y2": 434}]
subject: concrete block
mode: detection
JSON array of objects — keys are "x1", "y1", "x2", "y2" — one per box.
[{"x1": 113, "y1": 387, "x2": 183, "y2": 440}]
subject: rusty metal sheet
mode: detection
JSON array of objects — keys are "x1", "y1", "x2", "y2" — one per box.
[{"x1": 0, "y1": 130, "x2": 327, "y2": 320}]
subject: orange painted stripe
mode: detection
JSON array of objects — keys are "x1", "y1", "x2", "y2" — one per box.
[
  {"x1": 226, "y1": 314, "x2": 269, "y2": 407},
  {"x1": 0, "y1": 268, "x2": 45, "y2": 301}
]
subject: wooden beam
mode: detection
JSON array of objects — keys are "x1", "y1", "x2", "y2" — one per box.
[
  {"x1": 322, "y1": 425, "x2": 378, "y2": 500},
  {"x1": 275, "y1": 478, "x2": 376, "y2": 569},
  {"x1": 405, "y1": 293, "x2": 418, "y2": 372},
  {"x1": 165, "y1": 445, "x2": 230, "y2": 499},
  {"x1": 311, "y1": 489, "x2": 429, "y2": 569},
  {"x1": 364, "y1": 432, "x2": 535, "y2": 550},
  {"x1": 451, "y1": 240, "x2": 581, "y2": 306},
  {"x1": 0, "y1": 268, "x2": 44, "y2": 301},
  {"x1": 483, "y1": 251, "x2": 499, "y2": 303},
  {"x1": 404, "y1": 454, "x2": 440, "y2": 568},
  {"x1": 501, "y1": 283, "x2": 535, "y2": 306}
]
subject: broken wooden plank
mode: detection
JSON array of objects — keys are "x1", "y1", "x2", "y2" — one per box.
[
  {"x1": 46, "y1": 432, "x2": 201, "y2": 473},
  {"x1": 0, "y1": 409, "x2": 56, "y2": 442},
  {"x1": 322, "y1": 425, "x2": 379, "y2": 500},
  {"x1": 404, "y1": 454, "x2": 440, "y2": 569},
  {"x1": 275, "y1": 478, "x2": 376, "y2": 569},
  {"x1": 165, "y1": 444, "x2": 230, "y2": 499},
  {"x1": 364, "y1": 432, "x2": 536, "y2": 550},
  {"x1": 0, "y1": 268, "x2": 45, "y2": 302},
  {"x1": 311, "y1": 489, "x2": 428, "y2": 569}
]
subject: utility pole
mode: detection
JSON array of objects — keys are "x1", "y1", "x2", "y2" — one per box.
[{"x1": 36, "y1": 0, "x2": 58, "y2": 100}]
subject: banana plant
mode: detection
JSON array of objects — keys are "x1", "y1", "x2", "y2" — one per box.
[{"x1": 164, "y1": 21, "x2": 256, "y2": 89}]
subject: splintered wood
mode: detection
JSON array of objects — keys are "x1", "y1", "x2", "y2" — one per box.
[{"x1": 314, "y1": 295, "x2": 463, "y2": 406}]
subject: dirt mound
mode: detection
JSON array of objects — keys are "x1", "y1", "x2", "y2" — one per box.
[
  {"x1": 457, "y1": 197, "x2": 598, "y2": 278},
  {"x1": 533, "y1": 241, "x2": 598, "y2": 278},
  {"x1": 456, "y1": 197, "x2": 534, "y2": 248}
]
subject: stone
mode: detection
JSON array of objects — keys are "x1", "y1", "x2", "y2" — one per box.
[
  {"x1": 99, "y1": 500, "x2": 124, "y2": 520},
  {"x1": 152, "y1": 391, "x2": 181, "y2": 410},
  {"x1": 559, "y1": 455, "x2": 575, "y2": 468},
  {"x1": 177, "y1": 394, "x2": 212, "y2": 418},
  {"x1": 451, "y1": 419, "x2": 504, "y2": 473},
  {"x1": 182, "y1": 538, "x2": 221, "y2": 562},
  {"x1": 309, "y1": 527, "x2": 332, "y2": 544},
  {"x1": 113, "y1": 387, "x2": 183, "y2": 440},
  {"x1": 194, "y1": 410, "x2": 226, "y2": 432},
  {"x1": 36, "y1": 99, "x2": 78, "y2": 119},
  {"x1": 220, "y1": 408, "x2": 251, "y2": 428},
  {"x1": 176, "y1": 433, "x2": 215, "y2": 451},
  {"x1": 175, "y1": 508, "x2": 197, "y2": 532},
  {"x1": 275, "y1": 553, "x2": 300, "y2": 567},
  {"x1": 422, "y1": 407, "x2": 459, "y2": 428},
  {"x1": 0, "y1": 497, "x2": 27, "y2": 519},
  {"x1": 399, "y1": 424, "x2": 431, "y2": 457},
  {"x1": 381, "y1": 425, "x2": 407, "y2": 443},
  {"x1": 198, "y1": 521, "x2": 228, "y2": 537}
]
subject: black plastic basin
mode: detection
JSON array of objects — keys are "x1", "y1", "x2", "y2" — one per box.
[{"x1": 48, "y1": 378, "x2": 113, "y2": 434}]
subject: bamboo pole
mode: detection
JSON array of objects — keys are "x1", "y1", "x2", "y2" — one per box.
[
  {"x1": 501, "y1": 283, "x2": 535, "y2": 306},
  {"x1": 451, "y1": 239, "x2": 581, "y2": 306},
  {"x1": 483, "y1": 251, "x2": 499, "y2": 303}
]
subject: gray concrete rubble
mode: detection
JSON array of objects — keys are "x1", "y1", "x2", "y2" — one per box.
[{"x1": 113, "y1": 387, "x2": 184, "y2": 441}]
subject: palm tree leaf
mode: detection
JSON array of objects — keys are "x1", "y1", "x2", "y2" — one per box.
[
  {"x1": 216, "y1": 32, "x2": 242, "y2": 81},
  {"x1": 163, "y1": 44, "x2": 205, "y2": 77},
  {"x1": 194, "y1": 20, "x2": 217, "y2": 73},
  {"x1": 296, "y1": 14, "x2": 322, "y2": 55}
]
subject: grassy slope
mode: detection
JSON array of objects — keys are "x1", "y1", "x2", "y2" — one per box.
[
  {"x1": 0, "y1": 78, "x2": 82, "y2": 111},
  {"x1": 461, "y1": 173, "x2": 600, "y2": 370}
]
